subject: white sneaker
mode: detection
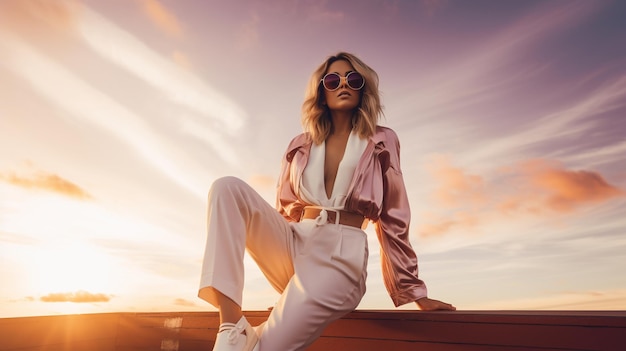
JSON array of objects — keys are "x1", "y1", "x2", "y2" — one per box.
[{"x1": 213, "y1": 316, "x2": 258, "y2": 351}]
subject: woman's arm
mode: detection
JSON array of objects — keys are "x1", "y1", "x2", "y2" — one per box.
[{"x1": 375, "y1": 128, "x2": 455, "y2": 310}]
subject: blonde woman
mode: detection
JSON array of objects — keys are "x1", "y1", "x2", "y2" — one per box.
[{"x1": 199, "y1": 52, "x2": 455, "y2": 351}]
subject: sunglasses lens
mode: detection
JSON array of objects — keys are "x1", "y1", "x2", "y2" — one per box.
[
  {"x1": 323, "y1": 73, "x2": 341, "y2": 90},
  {"x1": 347, "y1": 72, "x2": 364, "y2": 90}
]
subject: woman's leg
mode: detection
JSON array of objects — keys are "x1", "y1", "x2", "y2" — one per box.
[
  {"x1": 215, "y1": 293, "x2": 242, "y2": 324},
  {"x1": 198, "y1": 176, "x2": 295, "y2": 322},
  {"x1": 257, "y1": 223, "x2": 369, "y2": 351}
]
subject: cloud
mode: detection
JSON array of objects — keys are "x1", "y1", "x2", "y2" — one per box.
[
  {"x1": 0, "y1": 231, "x2": 40, "y2": 246},
  {"x1": 75, "y1": 6, "x2": 246, "y2": 132},
  {"x1": 524, "y1": 160, "x2": 624, "y2": 212},
  {"x1": 171, "y1": 50, "x2": 192, "y2": 69},
  {"x1": 475, "y1": 75, "x2": 626, "y2": 169},
  {"x1": 395, "y1": 0, "x2": 612, "y2": 129},
  {"x1": 249, "y1": 174, "x2": 276, "y2": 190},
  {"x1": 418, "y1": 211, "x2": 481, "y2": 238},
  {"x1": 0, "y1": 2, "x2": 249, "y2": 187},
  {"x1": 237, "y1": 12, "x2": 261, "y2": 50},
  {"x1": 173, "y1": 298, "x2": 196, "y2": 307},
  {"x1": 0, "y1": 170, "x2": 91, "y2": 200},
  {"x1": 495, "y1": 159, "x2": 624, "y2": 216},
  {"x1": 418, "y1": 157, "x2": 624, "y2": 237},
  {"x1": 40, "y1": 290, "x2": 112, "y2": 303},
  {"x1": 426, "y1": 156, "x2": 486, "y2": 208},
  {"x1": 470, "y1": 289, "x2": 626, "y2": 310},
  {"x1": 0, "y1": 0, "x2": 79, "y2": 33},
  {"x1": 0, "y1": 34, "x2": 211, "y2": 196},
  {"x1": 137, "y1": 0, "x2": 184, "y2": 38}
]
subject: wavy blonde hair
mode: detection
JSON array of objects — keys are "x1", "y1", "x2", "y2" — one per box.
[{"x1": 302, "y1": 52, "x2": 383, "y2": 144}]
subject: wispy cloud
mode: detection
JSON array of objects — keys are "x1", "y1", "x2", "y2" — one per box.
[
  {"x1": 180, "y1": 119, "x2": 240, "y2": 167},
  {"x1": 419, "y1": 156, "x2": 624, "y2": 237},
  {"x1": 249, "y1": 174, "x2": 276, "y2": 190},
  {"x1": 0, "y1": 170, "x2": 91, "y2": 200},
  {"x1": 0, "y1": 0, "x2": 79, "y2": 33},
  {"x1": 237, "y1": 11, "x2": 261, "y2": 50},
  {"x1": 466, "y1": 75, "x2": 626, "y2": 168},
  {"x1": 40, "y1": 290, "x2": 112, "y2": 303},
  {"x1": 75, "y1": 5, "x2": 246, "y2": 133},
  {"x1": 1, "y1": 0, "x2": 247, "y2": 169},
  {"x1": 520, "y1": 159, "x2": 624, "y2": 212},
  {"x1": 136, "y1": 0, "x2": 184, "y2": 38},
  {"x1": 392, "y1": 2, "x2": 625, "y2": 244},
  {"x1": 0, "y1": 231, "x2": 39, "y2": 246},
  {"x1": 173, "y1": 298, "x2": 196, "y2": 307},
  {"x1": 171, "y1": 50, "x2": 192, "y2": 69},
  {"x1": 392, "y1": 1, "x2": 610, "y2": 133},
  {"x1": 470, "y1": 288, "x2": 626, "y2": 310},
  {"x1": 401, "y1": 1, "x2": 604, "y2": 108},
  {"x1": 0, "y1": 34, "x2": 210, "y2": 196}
]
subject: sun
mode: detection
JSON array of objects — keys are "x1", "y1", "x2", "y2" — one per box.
[
  {"x1": 31, "y1": 241, "x2": 113, "y2": 294},
  {"x1": 2, "y1": 183, "x2": 190, "y2": 316},
  {"x1": 0, "y1": 187, "x2": 117, "y2": 297}
]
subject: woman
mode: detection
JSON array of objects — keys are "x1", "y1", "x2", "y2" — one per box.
[{"x1": 199, "y1": 52, "x2": 455, "y2": 351}]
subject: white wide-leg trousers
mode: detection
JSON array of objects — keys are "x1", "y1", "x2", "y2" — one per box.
[{"x1": 199, "y1": 176, "x2": 368, "y2": 351}]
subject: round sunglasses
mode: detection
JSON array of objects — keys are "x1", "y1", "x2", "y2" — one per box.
[{"x1": 320, "y1": 72, "x2": 365, "y2": 91}]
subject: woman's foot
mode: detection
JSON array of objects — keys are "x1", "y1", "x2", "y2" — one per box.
[{"x1": 213, "y1": 316, "x2": 258, "y2": 351}]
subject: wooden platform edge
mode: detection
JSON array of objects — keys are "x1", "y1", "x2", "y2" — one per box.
[{"x1": 1, "y1": 310, "x2": 624, "y2": 351}]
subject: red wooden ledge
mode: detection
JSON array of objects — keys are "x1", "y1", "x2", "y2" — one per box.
[{"x1": 1, "y1": 310, "x2": 624, "y2": 351}]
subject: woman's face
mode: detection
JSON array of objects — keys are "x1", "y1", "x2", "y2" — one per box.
[{"x1": 322, "y1": 59, "x2": 361, "y2": 113}]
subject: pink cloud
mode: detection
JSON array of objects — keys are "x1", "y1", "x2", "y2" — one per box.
[
  {"x1": 249, "y1": 174, "x2": 276, "y2": 190},
  {"x1": 528, "y1": 161, "x2": 624, "y2": 212},
  {"x1": 426, "y1": 155, "x2": 487, "y2": 208},
  {"x1": 173, "y1": 298, "x2": 196, "y2": 307},
  {"x1": 0, "y1": 170, "x2": 92, "y2": 200},
  {"x1": 0, "y1": 0, "x2": 79, "y2": 33},
  {"x1": 40, "y1": 291, "x2": 112, "y2": 303},
  {"x1": 419, "y1": 211, "x2": 481, "y2": 238},
  {"x1": 171, "y1": 50, "x2": 192, "y2": 69},
  {"x1": 137, "y1": 0, "x2": 184, "y2": 38},
  {"x1": 419, "y1": 157, "x2": 624, "y2": 237}
]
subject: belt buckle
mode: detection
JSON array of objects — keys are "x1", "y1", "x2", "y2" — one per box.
[
  {"x1": 310, "y1": 207, "x2": 341, "y2": 226},
  {"x1": 326, "y1": 208, "x2": 340, "y2": 225}
]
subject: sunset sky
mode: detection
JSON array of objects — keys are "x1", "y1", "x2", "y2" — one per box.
[{"x1": 1, "y1": 0, "x2": 625, "y2": 318}]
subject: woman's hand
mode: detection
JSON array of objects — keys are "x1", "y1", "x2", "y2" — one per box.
[{"x1": 416, "y1": 297, "x2": 456, "y2": 311}]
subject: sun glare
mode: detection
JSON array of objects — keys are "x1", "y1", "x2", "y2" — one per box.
[
  {"x1": 30, "y1": 241, "x2": 113, "y2": 294},
  {"x1": 1, "y1": 186, "x2": 118, "y2": 299}
]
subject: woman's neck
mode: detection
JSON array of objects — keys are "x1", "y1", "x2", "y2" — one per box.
[{"x1": 329, "y1": 111, "x2": 353, "y2": 136}]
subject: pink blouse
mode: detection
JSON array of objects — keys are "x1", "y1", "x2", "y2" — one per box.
[{"x1": 276, "y1": 126, "x2": 427, "y2": 306}]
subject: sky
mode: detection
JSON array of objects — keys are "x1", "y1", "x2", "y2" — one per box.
[{"x1": 0, "y1": 0, "x2": 625, "y2": 318}]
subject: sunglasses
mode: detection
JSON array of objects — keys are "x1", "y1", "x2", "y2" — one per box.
[{"x1": 320, "y1": 72, "x2": 365, "y2": 91}]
